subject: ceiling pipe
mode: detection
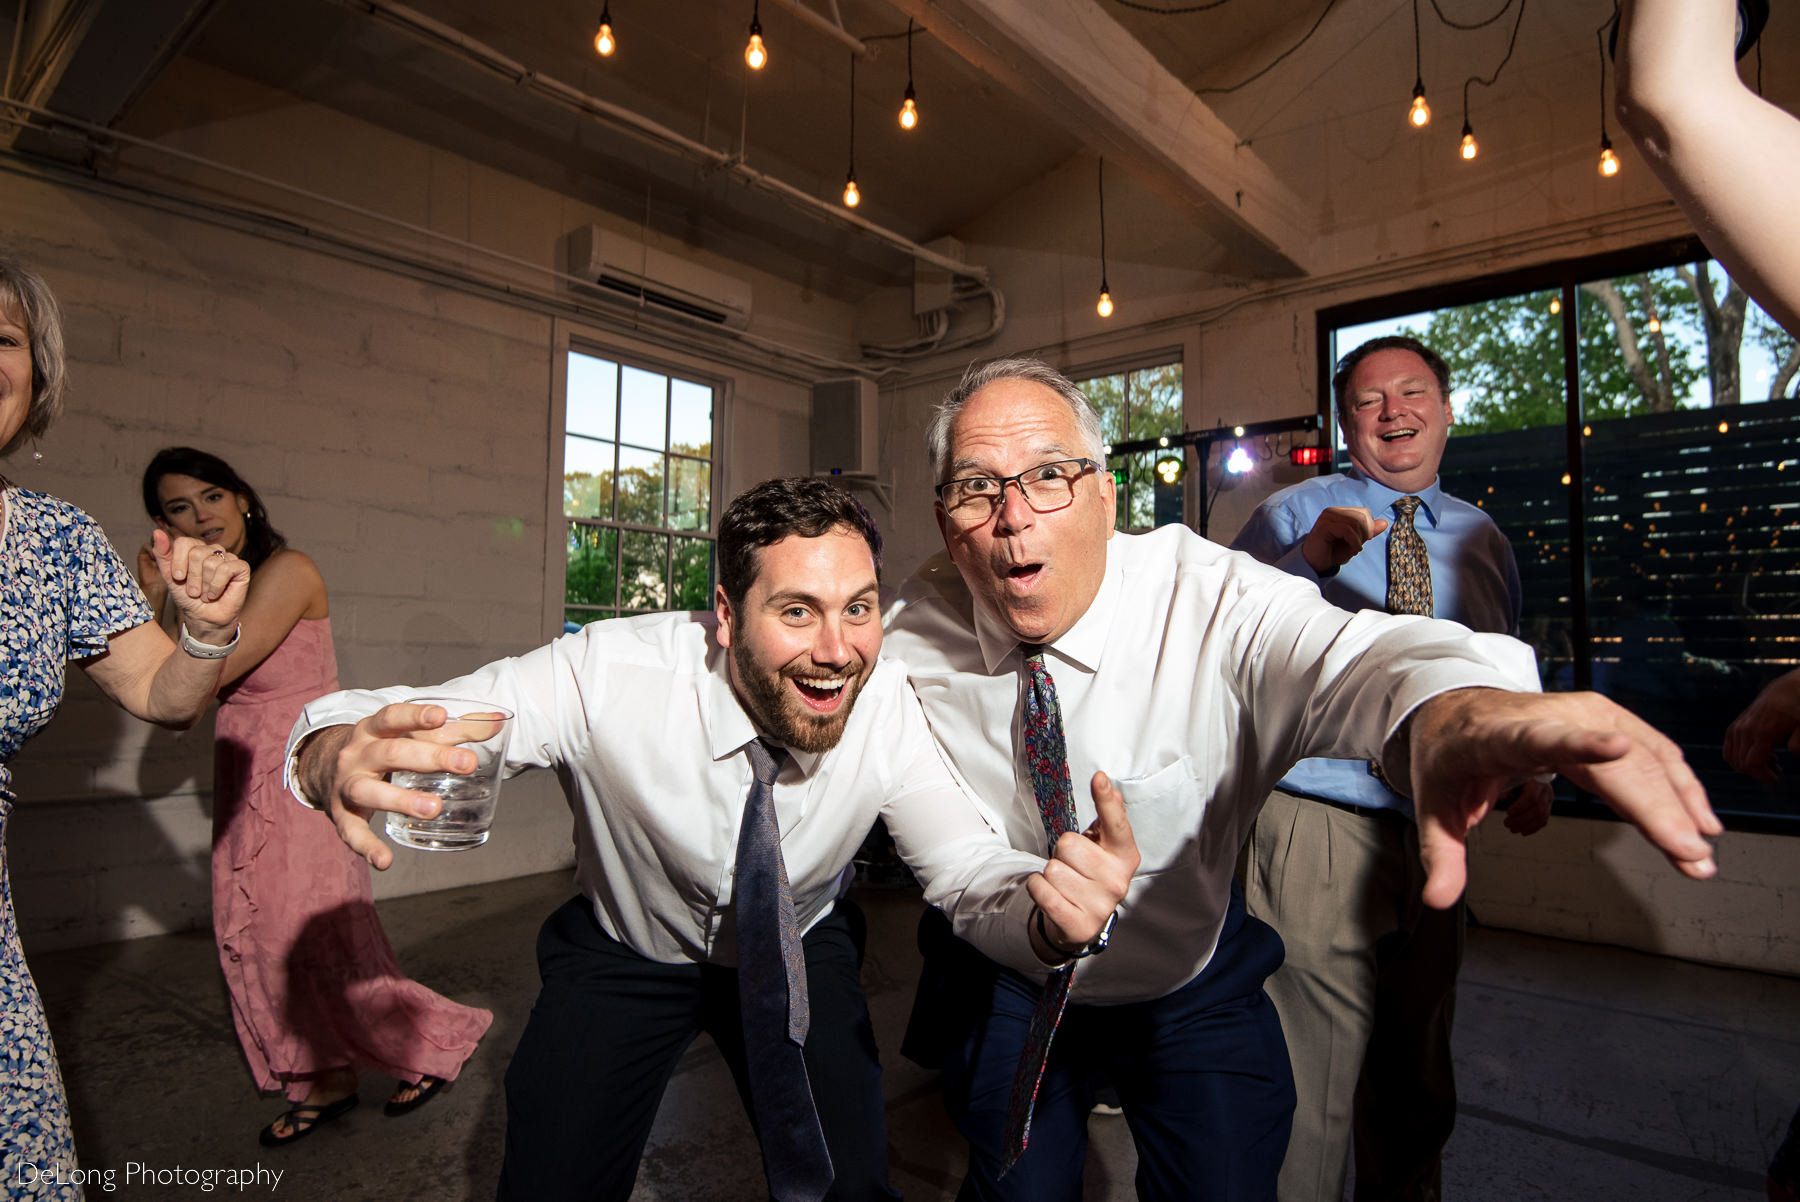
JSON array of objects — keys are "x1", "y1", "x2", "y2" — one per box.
[
  {"x1": 325, "y1": 0, "x2": 981, "y2": 281},
  {"x1": 765, "y1": 0, "x2": 866, "y2": 56}
]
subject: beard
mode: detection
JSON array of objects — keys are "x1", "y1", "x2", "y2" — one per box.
[{"x1": 731, "y1": 641, "x2": 871, "y2": 754}]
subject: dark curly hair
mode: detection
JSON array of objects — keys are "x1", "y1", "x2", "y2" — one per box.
[
  {"x1": 141, "y1": 446, "x2": 288, "y2": 569},
  {"x1": 716, "y1": 477, "x2": 882, "y2": 610}
]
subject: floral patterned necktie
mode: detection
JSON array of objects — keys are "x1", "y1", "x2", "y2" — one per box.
[
  {"x1": 1386, "y1": 495, "x2": 1434, "y2": 617},
  {"x1": 1001, "y1": 647, "x2": 1079, "y2": 1171}
]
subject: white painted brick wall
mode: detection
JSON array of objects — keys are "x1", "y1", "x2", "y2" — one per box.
[{"x1": 0, "y1": 153, "x2": 817, "y2": 952}]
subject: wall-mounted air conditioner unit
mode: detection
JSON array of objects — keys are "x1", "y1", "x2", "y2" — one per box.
[{"x1": 565, "y1": 226, "x2": 754, "y2": 331}]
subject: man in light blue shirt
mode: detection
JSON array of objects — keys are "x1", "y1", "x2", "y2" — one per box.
[{"x1": 1230, "y1": 334, "x2": 1551, "y2": 1202}]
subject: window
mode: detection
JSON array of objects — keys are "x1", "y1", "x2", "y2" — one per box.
[
  {"x1": 1323, "y1": 240, "x2": 1800, "y2": 828},
  {"x1": 1078, "y1": 361, "x2": 1184, "y2": 530},
  {"x1": 561, "y1": 350, "x2": 717, "y2": 625}
]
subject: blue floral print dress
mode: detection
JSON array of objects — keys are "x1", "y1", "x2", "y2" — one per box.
[{"x1": 1, "y1": 486, "x2": 152, "y2": 1198}]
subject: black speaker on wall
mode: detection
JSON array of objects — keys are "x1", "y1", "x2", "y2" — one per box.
[{"x1": 811, "y1": 377, "x2": 879, "y2": 476}]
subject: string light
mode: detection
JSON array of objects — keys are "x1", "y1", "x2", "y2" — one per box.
[
  {"x1": 1407, "y1": 0, "x2": 1430, "y2": 127},
  {"x1": 843, "y1": 51, "x2": 859, "y2": 207},
  {"x1": 593, "y1": 2, "x2": 615, "y2": 56},
  {"x1": 1457, "y1": 0, "x2": 1527, "y2": 165},
  {"x1": 745, "y1": 0, "x2": 766, "y2": 70},
  {"x1": 1096, "y1": 156, "x2": 1113, "y2": 318},
  {"x1": 1596, "y1": 13, "x2": 1619, "y2": 178},
  {"x1": 899, "y1": 19, "x2": 919, "y2": 129}
]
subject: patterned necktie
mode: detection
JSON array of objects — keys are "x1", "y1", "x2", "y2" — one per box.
[
  {"x1": 1000, "y1": 648, "x2": 1079, "y2": 1171},
  {"x1": 735, "y1": 738, "x2": 834, "y2": 1202},
  {"x1": 1386, "y1": 495, "x2": 1434, "y2": 617}
]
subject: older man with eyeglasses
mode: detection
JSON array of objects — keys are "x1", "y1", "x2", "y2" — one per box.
[{"x1": 883, "y1": 356, "x2": 1722, "y2": 1202}]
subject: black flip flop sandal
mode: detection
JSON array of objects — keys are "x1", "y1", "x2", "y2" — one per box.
[{"x1": 258, "y1": 1092, "x2": 359, "y2": 1146}]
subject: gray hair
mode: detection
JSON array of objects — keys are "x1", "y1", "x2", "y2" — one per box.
[
  {"x1": 926, "y1": 356, "x2": 1106, "y2": 482},
  {"x1": 0, "y1": 259, "x2": 66, "y2": 458}
]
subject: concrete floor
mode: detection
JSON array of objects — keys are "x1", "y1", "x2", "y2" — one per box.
[{"x1": 27, "y1": 869, "x2": 1800, "y2": 1201}]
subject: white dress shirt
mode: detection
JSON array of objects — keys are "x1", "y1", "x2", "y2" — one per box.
[
  {"x1": 284, "y1": 610, "x2": 1047, "y2": 974},
  {"x1": 883, "y1": 525, "x2": 1540, "y2": 1005}
]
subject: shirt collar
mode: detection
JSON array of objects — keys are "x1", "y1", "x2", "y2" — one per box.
[
  {"x1": 969, "y1": 535, "x2": 1120, "y2": 675},
  {"x1": 1345, "y1": 466, "x2": 1445, "y2": 528},
  {"x1": 703, "y1": 635, "x2": 822, "y2": 777}
]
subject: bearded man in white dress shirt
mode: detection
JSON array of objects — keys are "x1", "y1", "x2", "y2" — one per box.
[
  {"x1": 284, "y1": 476, "x2": 1139, "y2": 1202},
  {"x1": 883, "y1": 357, "x2": 1722, "y2": 1202}
]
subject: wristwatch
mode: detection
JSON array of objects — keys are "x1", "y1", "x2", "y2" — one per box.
[
  {"x1": 179, "y1": 622, "x2": 241, "y2": 660},
  {"x1": 1037, "y1": 905, "x2": 1119, "y2": 962}
]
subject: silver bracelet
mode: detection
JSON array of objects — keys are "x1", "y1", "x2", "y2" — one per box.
[{"x1": 179, "y1": 622, "x2": 240, "y2": 659}]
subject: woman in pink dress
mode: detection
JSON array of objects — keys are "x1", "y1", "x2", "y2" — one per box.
[{"x1": 137, "y1": 447, "x2": 491, "y2": 1145}]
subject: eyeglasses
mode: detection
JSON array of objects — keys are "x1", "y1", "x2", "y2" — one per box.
[{"x1": 935, "y1": 458, "x2": 1099, "y2": 526}]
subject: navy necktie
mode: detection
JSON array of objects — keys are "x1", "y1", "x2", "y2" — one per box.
[
  {"x1": 1001, "y1": 649, "x2": 1079, "y2": 1171},
  {"x1": 735, "y1": 738, "x2": 834, "y2": 1202}
]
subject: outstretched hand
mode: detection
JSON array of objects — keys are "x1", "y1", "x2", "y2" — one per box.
[
  {"x1": 1400, "y1": 688, "x2": 1719, "y2": 909},
  {"x1": 152, "y1": 529, "x2": 250, "y2": 635},
  {"x1": 1027, "y1": 771, "x2": 1141, "y2": 963},
  {"x1": 1722, "y1": 669, "x2": 1800, "y2": 782},
  {"x1": 298, "y1": 702, "x2": 481, "y2": 870},
  {"x1": 1301, "y1": 506, "x2": 1389, "y2": 575}
]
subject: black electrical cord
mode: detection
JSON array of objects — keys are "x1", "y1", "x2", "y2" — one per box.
[
  {"x1": 1428, "y1": 0, "x2": 1515, "y2": 32},
  {"x1": 1109, "y1": 0, "x2": 1234, "y2": 13},
  {"x1": 1197, "y1": 0, "x2": 1340, "y2": 96},
  {"x1": 1460, "y1": 0, "x2": 1527, "y2": 131}
]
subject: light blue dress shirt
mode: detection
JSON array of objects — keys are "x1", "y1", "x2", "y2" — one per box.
[{"x1": 1229, "y1": 467, "x2": 1524, "y2": 817}]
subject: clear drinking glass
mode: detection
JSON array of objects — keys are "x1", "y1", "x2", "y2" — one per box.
[{"x1": 383, "y1": 698, "x2": 513, "y2": 852}]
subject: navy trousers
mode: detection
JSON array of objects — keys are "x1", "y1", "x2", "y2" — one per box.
[
  {"x1": 498, "y1": 895, "x2": 900, "y2": 1202},
  {"x1": 911, "y1": 879, "x2": 1294, "y2": 1202}
]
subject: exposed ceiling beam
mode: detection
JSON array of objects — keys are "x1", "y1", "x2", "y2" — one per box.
[
  {"x1": 885, "y1": 0, "x2": 1314, "y2": 278},
  {"x1": 3, "y1": 0, "x2": 224, "y2": 161}
]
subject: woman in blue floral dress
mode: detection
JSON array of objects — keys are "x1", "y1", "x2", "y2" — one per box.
[{"x1": 0, "y1": 259, "x2": 251, "y2": 1198}]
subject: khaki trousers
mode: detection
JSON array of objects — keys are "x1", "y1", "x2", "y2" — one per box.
[{"x1": 1243, "y1": 788, "x2": 1463, "y2": 1202}]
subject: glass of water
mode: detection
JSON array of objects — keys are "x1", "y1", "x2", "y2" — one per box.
[{"x1": 384, "y1": 697, "x2": 513, "y2": 852}]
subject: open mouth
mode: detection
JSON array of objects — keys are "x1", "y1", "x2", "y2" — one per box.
[
  {"x1": 790, "y1": 675, "x2": 849, "y2": 713},
  {"x1": 1381, "y1": 428, "x2": 1420, "y2": 442},
  {"x1": 1004, "y1": 562, "x2": 1045, "y2": 588}
]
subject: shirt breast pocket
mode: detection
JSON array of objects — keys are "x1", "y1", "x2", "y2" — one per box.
[{"x1": 1114, "y1": 756, "x2": 1203, "y2": 877}]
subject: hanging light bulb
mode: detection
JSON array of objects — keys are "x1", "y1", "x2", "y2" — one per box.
[
  {"x1": 1460, "y1": 120, "x2": 1478, "y2": 160},
  {"x1": 842, "y1": 52, "x2": 858, "y2": 206},
  {"x1": 1549, "y1": 296, "x2": 1562, "y2": 315},
  {"x1": 1408, "y1": 82, "x2": 1430, "y2": 128},
  {"x1": 1095, "y1": 158, "x2": 1113, "y2": 318},
  {"x1": 899, "y1": 20, "x2": 919, "y2": 130},
  {"x1": 1407, "y1": 1, "x2": 1430, "y2": 129},
  {"x1": 1598, "y1": 135, "x2": 1619, "y2": 177},
  {"x1": 593, "y1": 2, "x2": 614, "y2": 55},
  {"x1": 1647, "y1": 315, "x2": 1662, "y2": 333},
  {"x1": 745, "y1": 1, "x2": 767, "y2": 70}
]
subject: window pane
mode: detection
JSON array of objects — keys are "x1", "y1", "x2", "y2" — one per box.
[
  {"x1": 1126, "y1": 365, "x2": 1182, "y2": 440},
  {"x1": 564, "y1": 436, "x2": 615, "y2": 519},
  {"x1": 672, "y1": 536, "x2": 714, "y2": 610},
  {"x1": 617, "y1": 447, "x2": 665, "y2": 525},
  {"x1": 620, "y1": 365, "x2": 668, "y2": 449},
  {"x1": 567, "y1": 353, "x2": 618, "y2": 440},
  {"x1": 565, "y1": 524, "x2": 618, "y2": 609},
  {"x1": 1083, "y1": 364, "x2": 1184, "y2": 533},
  {"x1": 1578, "y1": 263, "x2": 1800, "y2": 818},
  {"x1": 670, "y1": 379, "x2": 714, "y2": 457},
  {"x1": 621, "y1": 530, "x2": 669, "y2": 610},
  {"x1": 669, "y1": 457, "x2": 710, "y2": 532}
]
